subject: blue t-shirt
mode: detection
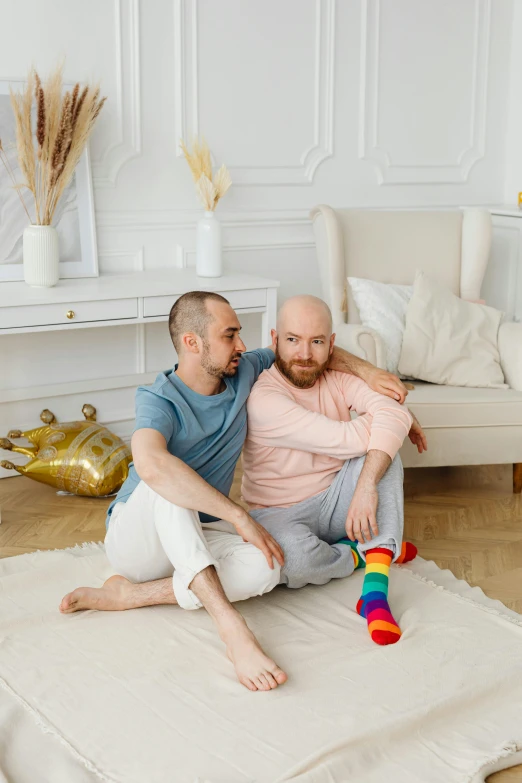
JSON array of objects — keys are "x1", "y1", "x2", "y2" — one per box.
[{"x1": 106, "y1": 348, "x2": 275, "y2": 528}]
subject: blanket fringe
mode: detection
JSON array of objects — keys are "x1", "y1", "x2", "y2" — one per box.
[
  {"x1": 4, "y1": 540, "x2": 105, "y2": 560},
  {"x1": 399, "y1": 564, "x2": 522, "y2": 630},
  {"x1": 465, "y1": 741, "x2": 522, "y2": 782},
  {"x1": 0, "y1": 673, "x2": 117, "y2": 783}
]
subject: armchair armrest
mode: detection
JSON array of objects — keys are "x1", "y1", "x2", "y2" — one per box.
[
  {"x1": 333, "y1": 323, "x2": 386, "y2": 369},
  {"x1": 498, "y1": 321, "x2": 522, "y2": 391}
]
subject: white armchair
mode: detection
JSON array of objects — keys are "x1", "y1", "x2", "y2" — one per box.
[{"x1": 310, "y1": 206, "x2": 522, "y2": 493}]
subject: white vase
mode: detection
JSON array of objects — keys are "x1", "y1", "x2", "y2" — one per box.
[
  {"x1": 23, "y1": 225, "x2": 60, "y2": 287},
  {"x1": 196, "y1": 211, "x2": 222, "y2": 277}
]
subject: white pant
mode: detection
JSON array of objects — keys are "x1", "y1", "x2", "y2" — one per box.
[{"x1": 104, "y1": 480, "x2": 281, "y2": 611}]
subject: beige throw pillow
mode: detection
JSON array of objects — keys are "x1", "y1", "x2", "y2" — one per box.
[{"x1": 398, "y1": 271, "x2": 506, "y2": 388}]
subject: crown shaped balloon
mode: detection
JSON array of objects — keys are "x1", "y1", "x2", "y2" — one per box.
[{"x1": 1, "y1": 405, "x2": 131, "y2": 497}]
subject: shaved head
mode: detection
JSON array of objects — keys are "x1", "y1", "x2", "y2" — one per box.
[
  {"x1": 274, "y1": 295, "x2": 334, "y2": 388},
  {"x1": 276, "y1": 295, "x2": 333, "y2": 335},
  {"x1": 168, "y1": 290, "x2": 247, "y2": 382},
  {"x1": 168, "y1": 291, "x2": 230, "y2": 353}
]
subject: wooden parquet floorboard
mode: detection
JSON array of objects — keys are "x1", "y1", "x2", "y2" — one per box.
[{"x1": 0, "y1": 464, "x2": 521, "y2": 782}]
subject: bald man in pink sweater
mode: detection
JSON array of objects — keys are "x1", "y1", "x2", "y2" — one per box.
[{"x1": 242, "y1": 296, "x2": 427, "y2": 646}]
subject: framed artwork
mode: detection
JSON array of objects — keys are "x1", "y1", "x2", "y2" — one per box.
[{"x1": 0, "y1": 80, "x2": 98, "y2": 281}]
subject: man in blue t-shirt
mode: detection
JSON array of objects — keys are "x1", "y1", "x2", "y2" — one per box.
[{"x1": 60, "y1": 290, "x2": 410, "y2": 692}]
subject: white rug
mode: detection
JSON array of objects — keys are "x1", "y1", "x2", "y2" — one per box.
[{"x1": 1, "y1": 544, "x2": 522, "y2": 783}]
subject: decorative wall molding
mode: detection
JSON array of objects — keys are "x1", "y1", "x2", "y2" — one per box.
[
  {"x1": 173, "y1": 0, "x2": 199, "y2": 147},
  {"x1": 96, "y1": 205, "x2": 489, "y2": 232},
  {"x1": 96, "y1": 210, "x2": 315, "y2": 271},
  {"x1": 97, "y1": 246, "x2": 187, "y2": 274},
  {"x1": 223, "y1": 241, "x2": 315, "y2": 253},
  {"x1": 176, "y1": 245, "x2": 188, "y2": 267},
  {"x1": 92, "y1": 0, "x2": 142, "y2": 187},
  {"x1": 174, "y1": 0, "x2": 335, "y2": 185},
  {"x1": 96, "y1": 208, "x2": 312, "y2": 230},
  {"x1": 359, "y1": 0, "x2": 491, "y2": 185},
  {"x1": 98, "y1": 248, "x2": 145, "y2": 272},
  {"x1": 181, "y1": 239, "x2": 316, "y2": 267}
]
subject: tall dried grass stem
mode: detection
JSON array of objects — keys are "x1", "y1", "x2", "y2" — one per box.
[
  {"x1": 195, "y1": 175, "x2": 217, "y2": 212},
  {"x1": 0, "y1": 139, "x2": 32, "y2": 221},
  {"x1": 180, "y1": 136, "x2": 232, "y2": 212},
  {"x1": 1, "y1": 64, "x2": 106, "y2": 226}
]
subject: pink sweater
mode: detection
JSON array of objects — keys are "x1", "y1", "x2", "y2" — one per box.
[{"x1": 242, "y1": 366, "x2": 413, "y2": 509}]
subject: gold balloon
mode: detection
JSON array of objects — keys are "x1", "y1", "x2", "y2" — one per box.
[{"x1": 0, "y1": 404, "x2": 131, "y2": 497}]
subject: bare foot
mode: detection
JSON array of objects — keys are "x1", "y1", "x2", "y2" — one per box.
[
  {"x1": 59, "y1": 575, "x2": 141, "y2": 613},
  {"x1": 221, "y1": 617, "x2": 287, "y2": 692}
]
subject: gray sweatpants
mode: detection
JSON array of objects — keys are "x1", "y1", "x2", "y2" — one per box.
[{"x1": 250, "y1": 454, "x2": 404, "y2": 589}]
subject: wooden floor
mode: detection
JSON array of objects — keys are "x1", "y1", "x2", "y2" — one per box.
[{"x1": 1, "y1": 463, "x2": 521, "y2": 782}]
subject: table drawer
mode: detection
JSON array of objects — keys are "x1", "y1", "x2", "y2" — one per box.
[
  {"x1": 143, "y1": 289, "x2": 267, "y2": 318},
  {"x1": 0, "y1": 298, "x2": 138, "y2": 329}
]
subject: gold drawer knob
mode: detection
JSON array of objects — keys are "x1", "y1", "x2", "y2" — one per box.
[{"x1": 66, "y1": 310, "x2": 75, "y2": 320}]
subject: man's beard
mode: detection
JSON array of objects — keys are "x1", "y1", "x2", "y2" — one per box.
[
  {"x1": 201, "y1": 340, "x2": 241, "y2": 379},
  {"x1": 275, "y1": 346, "x2": 329, "y2": 388}
]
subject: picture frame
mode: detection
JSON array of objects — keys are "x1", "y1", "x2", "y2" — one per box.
[{"x1": 0, "y1": 79, "x2": 99, "y2": 281}]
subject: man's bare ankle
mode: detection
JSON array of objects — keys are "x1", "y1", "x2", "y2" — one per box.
[{"x1": 217, "y1": 613, "x2": 252, "y2": 641}]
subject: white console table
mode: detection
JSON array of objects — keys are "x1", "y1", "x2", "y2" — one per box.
[
  {"x1": 0, "y1": 269, "x2": 279, "y2": 343},
  {"x1": 0, "y1": 270, "x2": 279, "y2": 407}
]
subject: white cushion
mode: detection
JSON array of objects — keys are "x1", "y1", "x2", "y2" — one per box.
[
  {"x1": 405, "y1": 381, "x2": 522, "y2": 427},
  {"x1": 398, "y1": 272, "x2": 506, "y2": 389},
  {"x1": 347, "y1": 277, "x2": 412, "y2": 375}
]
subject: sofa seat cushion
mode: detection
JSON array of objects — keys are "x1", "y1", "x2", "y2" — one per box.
[{"x1": 406, "y1": 382, "x2": 522, "y2": 428}]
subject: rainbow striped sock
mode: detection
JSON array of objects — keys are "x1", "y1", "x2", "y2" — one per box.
[
  {"x1": 356, "y1": 547, "x2": 401, "y2": 646},
  {"x1": 337, "y1": 538, "x2": 417, "y2": 569},
  {"x1": 395, "y1": 541, "x2": 418, "y2": 564},
  {"x1": 337, "y1": 538, "x2": 364, "y2": 569}
]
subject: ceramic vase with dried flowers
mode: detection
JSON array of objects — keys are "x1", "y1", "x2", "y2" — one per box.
[
  {"x1": 0, "y1": 64, "x2": 106, "y2": 287},
  {"x1": 180, "y1": 137, "x2": 232, "y2": 278}
]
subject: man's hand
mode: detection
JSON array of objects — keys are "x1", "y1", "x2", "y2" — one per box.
[
  {"x1": 408, "y1": 411, "x2": 428, "y2": 454},
  {"x1": 345, "y1": 483, "x2": 379, "y2": 544},
  {"x1": 365, "y1": 367, "x2": 408, "y2": 404},
  {"x1": 345, "y1": 449, "x2": 391, "y2": 544},
  {"x1": 234, "y1": 512, "x2": 285, "y2": 570},
  {"x1": 327, "y1": 347, "x2": 408, "y2": 403}
]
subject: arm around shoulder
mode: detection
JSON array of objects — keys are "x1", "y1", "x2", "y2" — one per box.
[
  {"x1": 332, "y1": 323, "x2": 385, "y2": 369},
  {"x1": 341, "y1": 375, "x2": 413, "y2": 459},
  {"x1": 247, "y1": 384, "x2": 372, "y2": 458},
  {"x1": 329, "y1": 329, "x2": 408, "y2": 403}
]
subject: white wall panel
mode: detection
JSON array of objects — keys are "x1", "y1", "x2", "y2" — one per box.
[
  {"x1": 359, "y1": 0, "x2": 490, "y2": 184},
  {"x1": 91, "y1": 0, "x2": 142, "y2": 187},
  {"x1": 223, "y1": 246, "x2": 320, "y2": 305},
  {"x1": 0, "y1": 0, "x2": 517, "y2": 460},
  {"x1": 177, "y1": 0, "x2": 335, "y2": 184}
]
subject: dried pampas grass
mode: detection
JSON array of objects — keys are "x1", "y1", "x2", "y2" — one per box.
[
  {"x1": 0, "y1": 137, "x2": 32, "y2": 222},
  {"x1": 0, "y1": 63, "x2": 106, "y2": 225},
  {"x1": 180, "y1": 136, "x2": 232, "y2": 211},
  {"x1": 195, "y1": 175, "x2": 217, "y2": 212}
]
